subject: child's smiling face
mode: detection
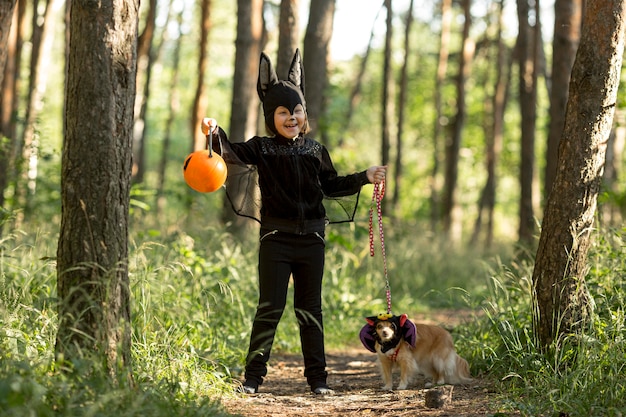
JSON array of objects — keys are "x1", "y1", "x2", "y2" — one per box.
[{"x1": 274, "y1": 104, "x2": 306, "y2": 139}]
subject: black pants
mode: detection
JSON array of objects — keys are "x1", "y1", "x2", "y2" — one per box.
[{"x1": 244, "y1": 229, "x2": 328, "y2": 387}]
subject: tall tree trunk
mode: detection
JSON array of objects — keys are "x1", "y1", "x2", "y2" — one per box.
[
  {"x1": 57, "y1": 0, "x2": 138, "y2": 379},
  {"x1": 381, "y1": 0, "x2": 393, "y2": 172},
  {"x1": 0, "y1": 0, "x2": 19, "y2": 234},
  {"x1": 545, "y1": 0, "x2": 582, "y2": 200},
  {"x1": 15, "y1": 0, "x2": 61, "y2": 227},
  {"x1": 471, "y1": 0, "x2": 510, "y2": 248},
  {"x1": 132, "y1": 0, "x2": 157, "y2": 184},
  {"x1": 0, "y1": 0, "x2": 17, "y2": 88},
  {"x1": 303, "y1": 0, "x2": 335, "y2": 139},
  {"x1": 156, "y1": 1, "x2": 181, "y2": 217},
  {"x1": 430, "y1": 0, "x2": 452, "y2": 233},
  {"x1": 191, "y1": 0, "x2": 211, "y2": 152},
  {"x1": 392, "y1": 0, "x2": 414, "y2": 212},
  {"x1": 277, "y1": 0, "x2": 299, "y2": 79},
  {"x1": 443, "y1": 0, "x2": 473, "y2": 243},
  {"x1": 222, "y1": 0, "x2": 264, "y2": 235},
  {"x1": 532, "y1": 0, "x2": 626, "y2": 349},
  {"x1": 601, "y1": 108, "x2": 625, "y2": 226},
  {"x1": 343, "y1": 4, "x2": 383, "y2": 139},
  {"x1": 516, "y1": 0, "x2": 539, "y2": 245}
]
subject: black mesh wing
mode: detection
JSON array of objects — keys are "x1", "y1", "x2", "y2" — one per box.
[{"x1": 222, "y1": 164, "x2": 360, "y2": 224}]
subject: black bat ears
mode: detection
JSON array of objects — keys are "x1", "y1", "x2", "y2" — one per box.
[{"x1": 257, "y1": 49, "x2": 305, "y2": 102}]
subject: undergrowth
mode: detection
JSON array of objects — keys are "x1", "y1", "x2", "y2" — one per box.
[
  {"x1": 466, "y1": 228, "x2": 626, "y2": 416},
  {"x1": 1, "y1": 219, "x2": 624, "y2": 416}
]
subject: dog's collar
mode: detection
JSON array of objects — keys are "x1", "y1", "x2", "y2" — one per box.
[{"x1": 389, "y1": 344, "x2": 402, "y2": 362}]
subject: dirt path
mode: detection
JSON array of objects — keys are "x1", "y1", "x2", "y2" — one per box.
[
  {"x1": 222, "y1": 348, "x2": 517, "y2": 417},
  {"x1": 222, "y1": 311, "x2": 519, "y2": 416}
]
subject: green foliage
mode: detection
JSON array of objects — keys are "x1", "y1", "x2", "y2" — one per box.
[
  {"x1": 0, "y1": 213, "x2": 502, "y2": 414},
  {"x1": 3, "y1": 219, "x2": 626, "y2": 415},
  {"x1": 469, "y1": 228, "x2": 626, "y2": 416},
  {"x1": 4, "y1": 1, "x2": 626, "y2": 414},
  {"x1": 0, "y1": 357, "x2": 231, "y2": 417},
  {"x1": 0, "y1": 229, "x2": 240, "y2": 416}
]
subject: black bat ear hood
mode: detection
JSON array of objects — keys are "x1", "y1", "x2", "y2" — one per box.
[{"x1": 257, "y1": 49, "x2": 306, "y2": 135}]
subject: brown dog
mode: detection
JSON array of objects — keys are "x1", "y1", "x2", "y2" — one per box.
[{"x1": 360, "y1": 314, "x2": 472, "y2": 390}]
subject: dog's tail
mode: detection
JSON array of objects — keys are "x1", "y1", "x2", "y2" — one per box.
[{"x1": 448, "y1": 355, "x2": 473, "y2": 384}]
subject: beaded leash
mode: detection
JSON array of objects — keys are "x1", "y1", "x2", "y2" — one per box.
[{"x1": 368, "y1": 180, "x2": 391, "y2": 314}]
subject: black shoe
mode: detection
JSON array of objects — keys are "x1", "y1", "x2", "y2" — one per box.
[{"x1": 311, "y1": 382, "x2": 334, "y2": 395}]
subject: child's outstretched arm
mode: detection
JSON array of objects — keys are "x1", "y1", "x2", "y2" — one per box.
[{"x1": 366, "y1": 165, "x2": 388, "y2": 184}]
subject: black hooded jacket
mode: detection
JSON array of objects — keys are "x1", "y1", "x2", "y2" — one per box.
[{"x1": 214, "y1": 127, "x2": 369, "y2": 234}]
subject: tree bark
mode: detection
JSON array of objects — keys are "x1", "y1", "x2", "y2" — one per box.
[
  {"x1": 601, "y1": 107, "x2": 625, "y2": 225},
  {"x1": 381, "y1": 0, "x2": 393, "y2": 172},
  {"x1": 14, "y1": 0, "x2": 61, "y2": 227},
  {"x1": 191, "y1": 0, "x2": 211, "y2": 152},
  {"x1": 544, "y1": 0, "x2": 582, "y2": 200},
  {"x1": 442, "y1": 0, "x2": 473, "y2": 243},
  {"x1": 343, "y1": 4, "x2": 383, "y2": 138},
  {"x1": 157, "y1": 2, "x2": 181, "y2": 217},
  {"x1": 392, "y1": 0, "x2": 414, "y2": 212},
  {"x1": 516, "y1": 0, "x2": 539, "y2": 245},
  {"x1": 277, "y1": 0, "x2": 299, "y2": 79},
  {"x1": 57, "y1": 0, "x2": 138, "y2": 379},
  {"x1": 303, "y1": 0, "x2": 335, "y2": 139},
  {"x1": 532, "y1": 0, "x2": 626, "y2": 349},
  {"x1": 0, "y1": 0, "x2": 18, "y2": 233},
  {"x1": 0, "y1": 0, "x2": 17, "y2": 88},
  {"x1": 471, "y1": 0, "x2": 510, "y2": 248},
  {"x1": 430, "y1": 0, "x2": 452, "y2": 232},
  {"x1": 132, "y1": 0, "x2": 157, "y2": 184},
  {"x1": 222, "y1": 0, "x2": 264, "y2": 235}
]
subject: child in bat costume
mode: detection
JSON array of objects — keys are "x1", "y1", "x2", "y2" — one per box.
[{"x1": 202, "y1": 49, "x2": 387, "y2": 395}]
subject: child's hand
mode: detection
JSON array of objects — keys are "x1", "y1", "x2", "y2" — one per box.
[
  {"x1": 367, "y1": 165, "x2": 388, "y2": 184},
  {"x1": 201, "y1": 117, "x2": 218, "y2": 135}
]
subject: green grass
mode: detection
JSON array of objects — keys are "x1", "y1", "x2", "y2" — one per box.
[
  {"x1": 469, "y1": 229, "x2": 626, "y2": 416},
  {"x1": 1, "y1": 219, "x2": 625, "y2": 416}
]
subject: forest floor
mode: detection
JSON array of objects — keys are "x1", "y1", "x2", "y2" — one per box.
[{"x1": 222, "y1": 311, "x2": 521, "y2": 417}]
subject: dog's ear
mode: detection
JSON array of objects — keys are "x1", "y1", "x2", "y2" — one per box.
[
  {"x1": 399, "y1": 313, "x2": 408, "y2": 327},
  {"x1": 287, "y1": 49, "x2": 305, "y2": 97},
  {"x1": 257, "y1": 52, "x2": 279, "y2": 102}
]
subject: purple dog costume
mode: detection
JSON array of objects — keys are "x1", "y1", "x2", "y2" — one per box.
[{"x1": 359, "y1": 313, "x2": 417, "y2": 353}]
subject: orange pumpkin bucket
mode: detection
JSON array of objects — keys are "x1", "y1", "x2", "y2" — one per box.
[{"x1": 183, "y1": 130, "x2": 227, "y2": 193}]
